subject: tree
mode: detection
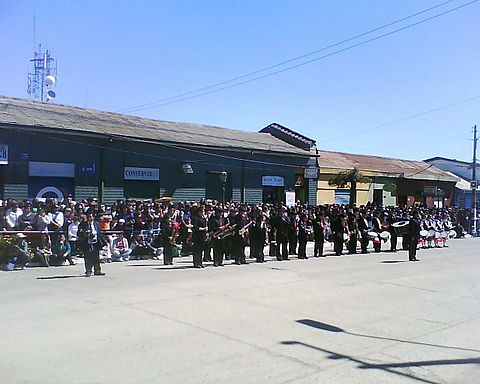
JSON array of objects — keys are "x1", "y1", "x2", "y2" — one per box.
[{"x1": 328, "y1": 168, "x2": 371, "y2": 207}]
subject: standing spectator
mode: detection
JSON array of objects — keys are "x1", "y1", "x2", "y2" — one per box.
[{"x1": 78, "y1": 212, "x2": 106, "y2": 277}]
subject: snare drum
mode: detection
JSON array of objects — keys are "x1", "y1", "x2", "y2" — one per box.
[
  {"x1": 420, "y1": 230, "x2": 428, "y2": 238},
  {"x1": 380, "y1": 231, "x2": 391, "y2": 241},
  {"x1": 440, "y1": 231, "x2": 448, "y2": 239},
  {"x1": 428, "y1": 229, "x2": 435, "y2": 238},
  {"x1": 368, "y1": 231, "x2": 379, "y2": 239},
  {"x1": 434, "y1": 231, "x2": 441, "y2": 239}
]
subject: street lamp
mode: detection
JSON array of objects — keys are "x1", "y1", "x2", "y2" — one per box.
[{"x1": 220, "y1": 171, "x2": 228, "y2": 207}]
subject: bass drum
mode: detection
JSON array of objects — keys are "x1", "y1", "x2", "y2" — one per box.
[{"x1": 392, "y1": 220, "x2": 409, "y2": 235}]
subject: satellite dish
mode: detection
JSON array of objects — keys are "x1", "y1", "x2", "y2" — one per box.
[
  {"x1": 45, "y1": 75, "x2": 56, "y2": 86},
  {"x1": 46, "y1": 90, "x2": 56, "y2": 100}
]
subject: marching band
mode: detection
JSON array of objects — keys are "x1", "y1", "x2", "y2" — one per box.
[{"x1": 154, "y1": 202, "x2": 464, "y2": 267}]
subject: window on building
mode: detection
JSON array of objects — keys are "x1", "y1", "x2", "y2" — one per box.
[{"x1": 334, "y1": 190, "x2": 350, "y2": 205}]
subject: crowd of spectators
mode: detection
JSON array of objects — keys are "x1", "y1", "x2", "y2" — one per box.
[{"x1": 0, "y1": 195, "x2": 478, "y2": 271}]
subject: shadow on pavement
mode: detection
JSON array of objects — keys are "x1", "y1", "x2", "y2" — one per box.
[
  {"x1": 381, "y1": 260, "x2": 408, "y2": 263},
  {"x1": 296, "y1": 318, "x2": 480, "y2": 353},
  {"x1": 36, "y1": 275, "x2": 81, "y2": 280},
  {"x1": 280, "y1": 340, "x2": 479, "y2": 384}
]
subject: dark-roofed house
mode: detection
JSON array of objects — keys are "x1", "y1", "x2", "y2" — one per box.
[
  {"x1": 317, "y1": 150, "x2": 458, "y2": 207},
  {"x1": 424, "y1": 157, "x2": 479, "y2": 208},
  {"x1": 0, "y1": 97, "x2": 317, "y2": 204}
]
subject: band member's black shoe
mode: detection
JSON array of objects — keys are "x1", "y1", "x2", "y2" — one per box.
[{"x1": 94, "y1": 272, "x2": 106, "y2": 276}]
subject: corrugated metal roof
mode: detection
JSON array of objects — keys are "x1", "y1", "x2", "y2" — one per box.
[
  {"x1": 319, "y1": 150, "x2": 457, "y2": 182},
  {"x1": 0, "y1": 96, "x2": 310, "y2": 156}
]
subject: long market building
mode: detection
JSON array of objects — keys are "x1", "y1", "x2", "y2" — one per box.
[{"x1": 0, "y1": 97, "x2": 318, "y2": 204}]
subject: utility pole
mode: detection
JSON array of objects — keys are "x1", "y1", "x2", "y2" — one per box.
[{"x1": 472, "y1": 125, "x2": 478, "y2": 235}]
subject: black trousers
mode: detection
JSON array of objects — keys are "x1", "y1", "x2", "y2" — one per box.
[
  {"x1": 409, "y1": 237, "x2": 419, "y2": 260},
  {"x1": 250, "y1": 241, "x2": 264, "y2": 262},
  {"x1": 390, "y1": 232, "x2": 398, "y2": 251},
  {"x1": 277, "y1": 239, "x2": 288, "y2": 260},
  {"x1": 298, "y1": 239, "x2": 307, "y2": 259},
  {"x1": 288, "y1": 234, "x2": 297, "y2": 255},
  {"x1": 85, "y1": 245, "x2": 101, "y2": 274},
  {"x1": 347, "y1": 235, "x2": 357, "y2": 254},
  {"x1": 333, "y1": 234, "x2": 344, "y2": 255},
  {"x1": 212, "y1": 240, "x2": 224, "y2": 266},
  {"x1": 192, "y1": 240, "x2": 204, "y2": 267},
  {"x1": 163, "y1": 243, "x2": 174, "y2": 265},
  {"x1": 360, "y1": 236, "x2": 369, "y2": 253},
  {"x1": 314, "y1": 237, "x2": 324, "y2": 257},
  {"x1": 231, "y1": 235, "x2": 246, "y2": 264}
]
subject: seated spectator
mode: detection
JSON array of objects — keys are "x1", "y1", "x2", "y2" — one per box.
[
  {"x1": 33, "y1": 208, "x2": 52, "y2": 232},
  {"x1": 0, "y1": 233, "x2": 30, "y2": 271},
  {"x1": 51, "y1": 233, "x2": 75, "y2": 266},
  {"x1": 111, "y1": 232, "x2": 132, "y2": 261},
  {"x1": 17, "y1": 204, "x2": 36, "y2": 230},
  {"x1": 130, "y1": 234, "x2": 150, "y2": 260},
  {"x1": 5, "y1": 200, "x2": 22, "y2": 230},
  {"x1": 48, "y1": 203, "x2": 64, "y2": 232},
  {"x1": 34, "y1": 234, "x2": 53, "y2": 267},
  {"x1": 145, "y1": 233, "x2": 162, "y2": 260}
]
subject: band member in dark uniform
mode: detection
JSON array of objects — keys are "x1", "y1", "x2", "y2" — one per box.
[
  {"x1": 372, "y1": 211, "x2": 382, "y2": 253},
  {"x1": 267, "y1": 211, "x2": 279, "y2": 258},
  {"x1": 192, "y1": 206, "x2": 208, "y2": 268},
  {"x1": 346, "y1": 211, "x2": 358, "y2": 254},
  {"x1": 78, "y1": 212, "x2": 106, "y2": 277},
  {"x1": 160, "y1": 214, "x2": 174, "y2": 265},
  {"x1": 331, "y1": 211, "x2": 346, "y2": 256},
  {"x1": 232, "y1": 208, "x2": 248, "y2": 265},
  {"x1": 313, "y1": 210, "x2": 325, "y2": 257},
  {"x1": 357, "y1": 210, "x2": 370, "y2": 254},
  {"x1": 223, "y1": 208, "x2": 236, "y2": 260},
  {"x1": 208, "y1": 208, "x2": 225, "y2": 267},
  {"x1": 203, "y1": 207, "x2": 213, "y2": 263},
  {"x1": 249, "y1": 216, "x2": 266, "y2": 262},
  {"x1": 408, "y1": 210, "x2": 421, "y2": 262},
  {"x1": 387, "y1": 209, "x2": 398, "y2": 252},
  {"x1": 275, "y1": 208, "x2": 290, "y2": 261},
  {"x1": 297, "y1": 214, "x2": 309, "y2": 259},
  {"x1": 288, "y1": 210, "x2": 298, "y2": 255}
]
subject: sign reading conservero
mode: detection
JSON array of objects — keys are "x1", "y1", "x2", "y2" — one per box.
[
  {"x1": 124, "y1": 167, "x2": 159, "y2": 181},
  {"x1": 0, "y1": 144, "x2": 8, "y2": 165},
  {"x1": 262, "y1": 176, "x2": 284, "y2": 187},
  {"x1": 303, "y1": 167, "x2": 318, "y2": 179}
]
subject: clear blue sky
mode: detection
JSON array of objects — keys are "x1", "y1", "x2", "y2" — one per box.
[{"x1": 1, "y1": 0, "x2": 479, "y2": 162}]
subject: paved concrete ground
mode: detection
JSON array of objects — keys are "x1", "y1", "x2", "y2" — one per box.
[{"x1": 1, "y1": 238, "x2": 479, "y2": 384}]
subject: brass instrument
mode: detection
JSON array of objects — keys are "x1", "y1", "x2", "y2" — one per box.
[
  {"x1": 216, "y1": 224, "x2": 236, "y2": 240},
  {"x1": 238, "y1": 221, "x2": 253, "y2": 237}
]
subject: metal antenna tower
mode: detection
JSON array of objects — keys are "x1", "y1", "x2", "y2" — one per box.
[{"x1": 27, "y1": 44, "x2": 58, "y2": 102}]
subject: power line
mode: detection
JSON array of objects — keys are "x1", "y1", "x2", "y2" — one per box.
[
  {"x1": 317, "y1": 95, "x2": 480, "y2": 144},
  {"x1": 118, "y1": 0, "x2": 477, "y2": 114},
  {"x1": 117, "y1": 0, "x2": 455, "y2": 113}
]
